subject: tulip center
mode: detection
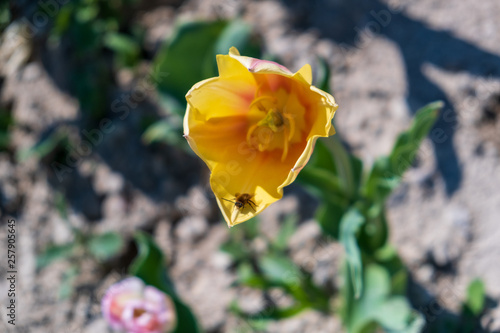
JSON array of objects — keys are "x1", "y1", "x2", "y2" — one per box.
[
  {"x1": 246, "y1": 92, "x2": 299, "y2": 161},
  {"x1": 133, "y1": 308, "x2": 147, "y2": 318}
]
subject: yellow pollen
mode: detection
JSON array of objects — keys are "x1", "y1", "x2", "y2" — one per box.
[
  {"x1": 247, "y1": 97, "x2": 297, "y2": 161},
  {"x1": 260, "y1": 109, "x2": 284, "y2": 132}
]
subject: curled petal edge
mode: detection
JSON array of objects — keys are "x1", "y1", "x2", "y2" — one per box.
[{"x1": 228, "y1": 47, "x2": 312, "y2": 85}]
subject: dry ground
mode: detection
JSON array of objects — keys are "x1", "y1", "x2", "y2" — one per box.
[{"x1": 1, "y1": 0, "x2": 500, "y2": 332}]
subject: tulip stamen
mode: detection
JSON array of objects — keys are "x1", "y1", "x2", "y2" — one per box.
[
  {"x1": 246, "y1": 123, "x2": 259, "y2": 146},
  {"x1": 284, "y1": 113, "x2": 296, "y2": 142},
  {"x1": 282, "y1": 125, "x2": 289, "y2": 162},
  {"x1": 247, "y1": 95, "x2": 301, "y2": 160},
  {"x1": 250, "y1": 95, "x2": 276, "y2": 112},
  {"x1": 247, "y1": 108, "x2": 286, "y2": 151}
]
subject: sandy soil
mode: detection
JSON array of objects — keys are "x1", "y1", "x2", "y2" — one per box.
[{"x1": 0, "y1": 0, "x2": 499, "y2": 332}]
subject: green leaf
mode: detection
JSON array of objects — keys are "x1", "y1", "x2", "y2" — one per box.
[
  {"x1": 342, "y1": 263, "x2": 387, "y2": 332},
  {"x1": 213, "y1": 20, "x2": 260, "y2": 62},
  {"x1": 239, "y1": 216, "x2": 261, "y2": 240},
  {"x1": 37, "y1": 243, "x2": 76, "y2": 269},
  {"x1": 153, "y1": 20, "x2": 228, "y2": 107},
  {"x1": 17, "y1": 130, "x2": 67, "y2": 162},
  {"x1": 129, "y1": 232, "x2": 201, "y2": 333},
  {"x1": 343, "y1": 264, "x2": 422, "y2": 333},
  {"x1": 374, "y1": 296, "x2": 412, "y2": 329},
  {"x1": 0, "y1": 2, "x2": 10, "y2": 32},
  {"x1": 236, "y1": 262, "x2": 255, "y2": 283},
  {"x1": 59, "y1": 265, "x2": 79, "y2": 299},
  {"x1": 104, "y1": 32, "x2": 139, "y2": 55},
  {"x1": 54, "y1": 191, "x2": 69, "y2": 221},
  {"x1": 221, "y1": 217, "x2": 259, "y2": 262},
  {"x1": 332, "y1": 138, "x2": 363, "y2": 199},
  {"x1": 142, "y1": 95, "x2": 191, "y2": 150},
  {"x1": 153, "y1": 19, "x2": 261, "y2": 118},
  {"x1": 465, "y1": 278, "x2": 485, "y2": 316},
  {"x1": 373, "y1": 245, "x2": 408, "y2": 295},
  {"x1": 297, "y1": 165, "x2": 344, "y2": 198},
  {"x1": 273, "y1": 214, "x2": 298, "y2": 251},
  {"x1": 220, "y1": 241, "x2": 250, "y2": 262},
  {"x1": 258, "y1": 254, "x2": 301, "y2": 286},
  {"x1": 129, "y1": 232, "x2": 175, "y2": 295},
  {"x1": 389, "y1": 101, "x2": 442, "y2": 173},
  {"x1": 0, "y1": 131, "x2": 9, "y2": 151},
  {"x1": 364, "y1": 101, "x2": 442, "y2": 202},
  {"x1": 52, "y1": 5, "x2": 74, "y2": 36},
  {"x1": 359, "y1": 208, "x2": 388, "y2": 252},
  {"x1": 390, "y1": 312, "x2": 425, "y2": 333},
  {"x1": 237, "y1": 273, "x2": 271, "y2": 290},
  {"x1": 157, "y1": 93, "x2": 186, "y2": 117},
  {"x1": 315, "y1": 200, "x2": 345, "y2": 240},
  {"x1": 75, "y1": 4, "x2": 99, "y2": 23},
  {"x1": 227, "y1": 216, "x2": 260, "y2": 243},
  {"x1": 87, "y1": 232, "x2": 124, "y2": 261},
  {"x1": 172, "y1": 301, "x2": 201, "y2": 333},
  {"x1": 142, "y1": 117, "x2": 187, "y2": 150},
  {"x1": 304, "y1": 136, "x2": 363, "y2": 202},
  {"x1": 0, "y1": 106, "x2": 12, "y2": 151},
  {"x1": 363, "y1": 157, "x2": 398, "y2": 200},
  {"x1": 229, "y1": 311, "x2": 270, "y2": 333},
  {"x1": 339, "y1": 207, "x2": 365, "y2": 298},
  {"x1": 232, "y1": 301, "x2": 307, "y2": 321},
  {"x1": 103, "y1": 32, "x2": 140, "y2": 67},
  {"x1": 298, "y1": 138, "x2": 348, "y2": 199},
  {"x1": 314, "y1": 57, "x2": 331, "y2": 93},
  {"x1": 298, "y1": 138, "x2": 358, "y2": 229},
  {"x1": 307, "y1": 139, "x2": 337, "y2": 173}
]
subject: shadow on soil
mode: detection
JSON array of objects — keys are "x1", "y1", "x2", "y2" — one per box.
[{"x1": 282, "y1": 0, "x2": 500, "y2": 196}]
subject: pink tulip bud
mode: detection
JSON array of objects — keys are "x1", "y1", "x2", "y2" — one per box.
[{"x1": 102, "y1": 277, "x2": 176, "y2": 333}]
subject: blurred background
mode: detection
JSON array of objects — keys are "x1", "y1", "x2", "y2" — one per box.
[{"x1": 0, "y1": 0, "x2": 499, "y2": 332}]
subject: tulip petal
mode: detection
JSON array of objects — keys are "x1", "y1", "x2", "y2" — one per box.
[
  {"x1": 210, "y1": 140, "x2": 308, "y2": 226},
  {"x1": 228, "y1": 46, "x2": 293, "y2": 77},
  {"x1": 102, "y1": 277, "x2": 176, "y2": 333},
  {"x1": 184, "y1": 47, "x2": 338, "y2": 226},
  {"x1": 216, "y1": 51, "x2": 257, "y2": 82},
  {"x1": 308, "y1": 85, "x2": 338, "y2": 139},
  {"x1": 186, "y1": 77, "x2": 255, "y2": 120},
  {"x1": 294, "y1": 63, "x2": 313, "y2": 85},
  {"x1": 184, "y1": 103, "x2": 249, "y2": 171}
]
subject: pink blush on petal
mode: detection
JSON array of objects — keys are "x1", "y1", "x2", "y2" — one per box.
[{"x1": 249, "y1": 59, "x2": 292, "y2": 74}]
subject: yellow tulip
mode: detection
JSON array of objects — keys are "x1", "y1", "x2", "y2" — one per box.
[{"x1": 184, "y1": 47, "x2": 338, "y2": 227}]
